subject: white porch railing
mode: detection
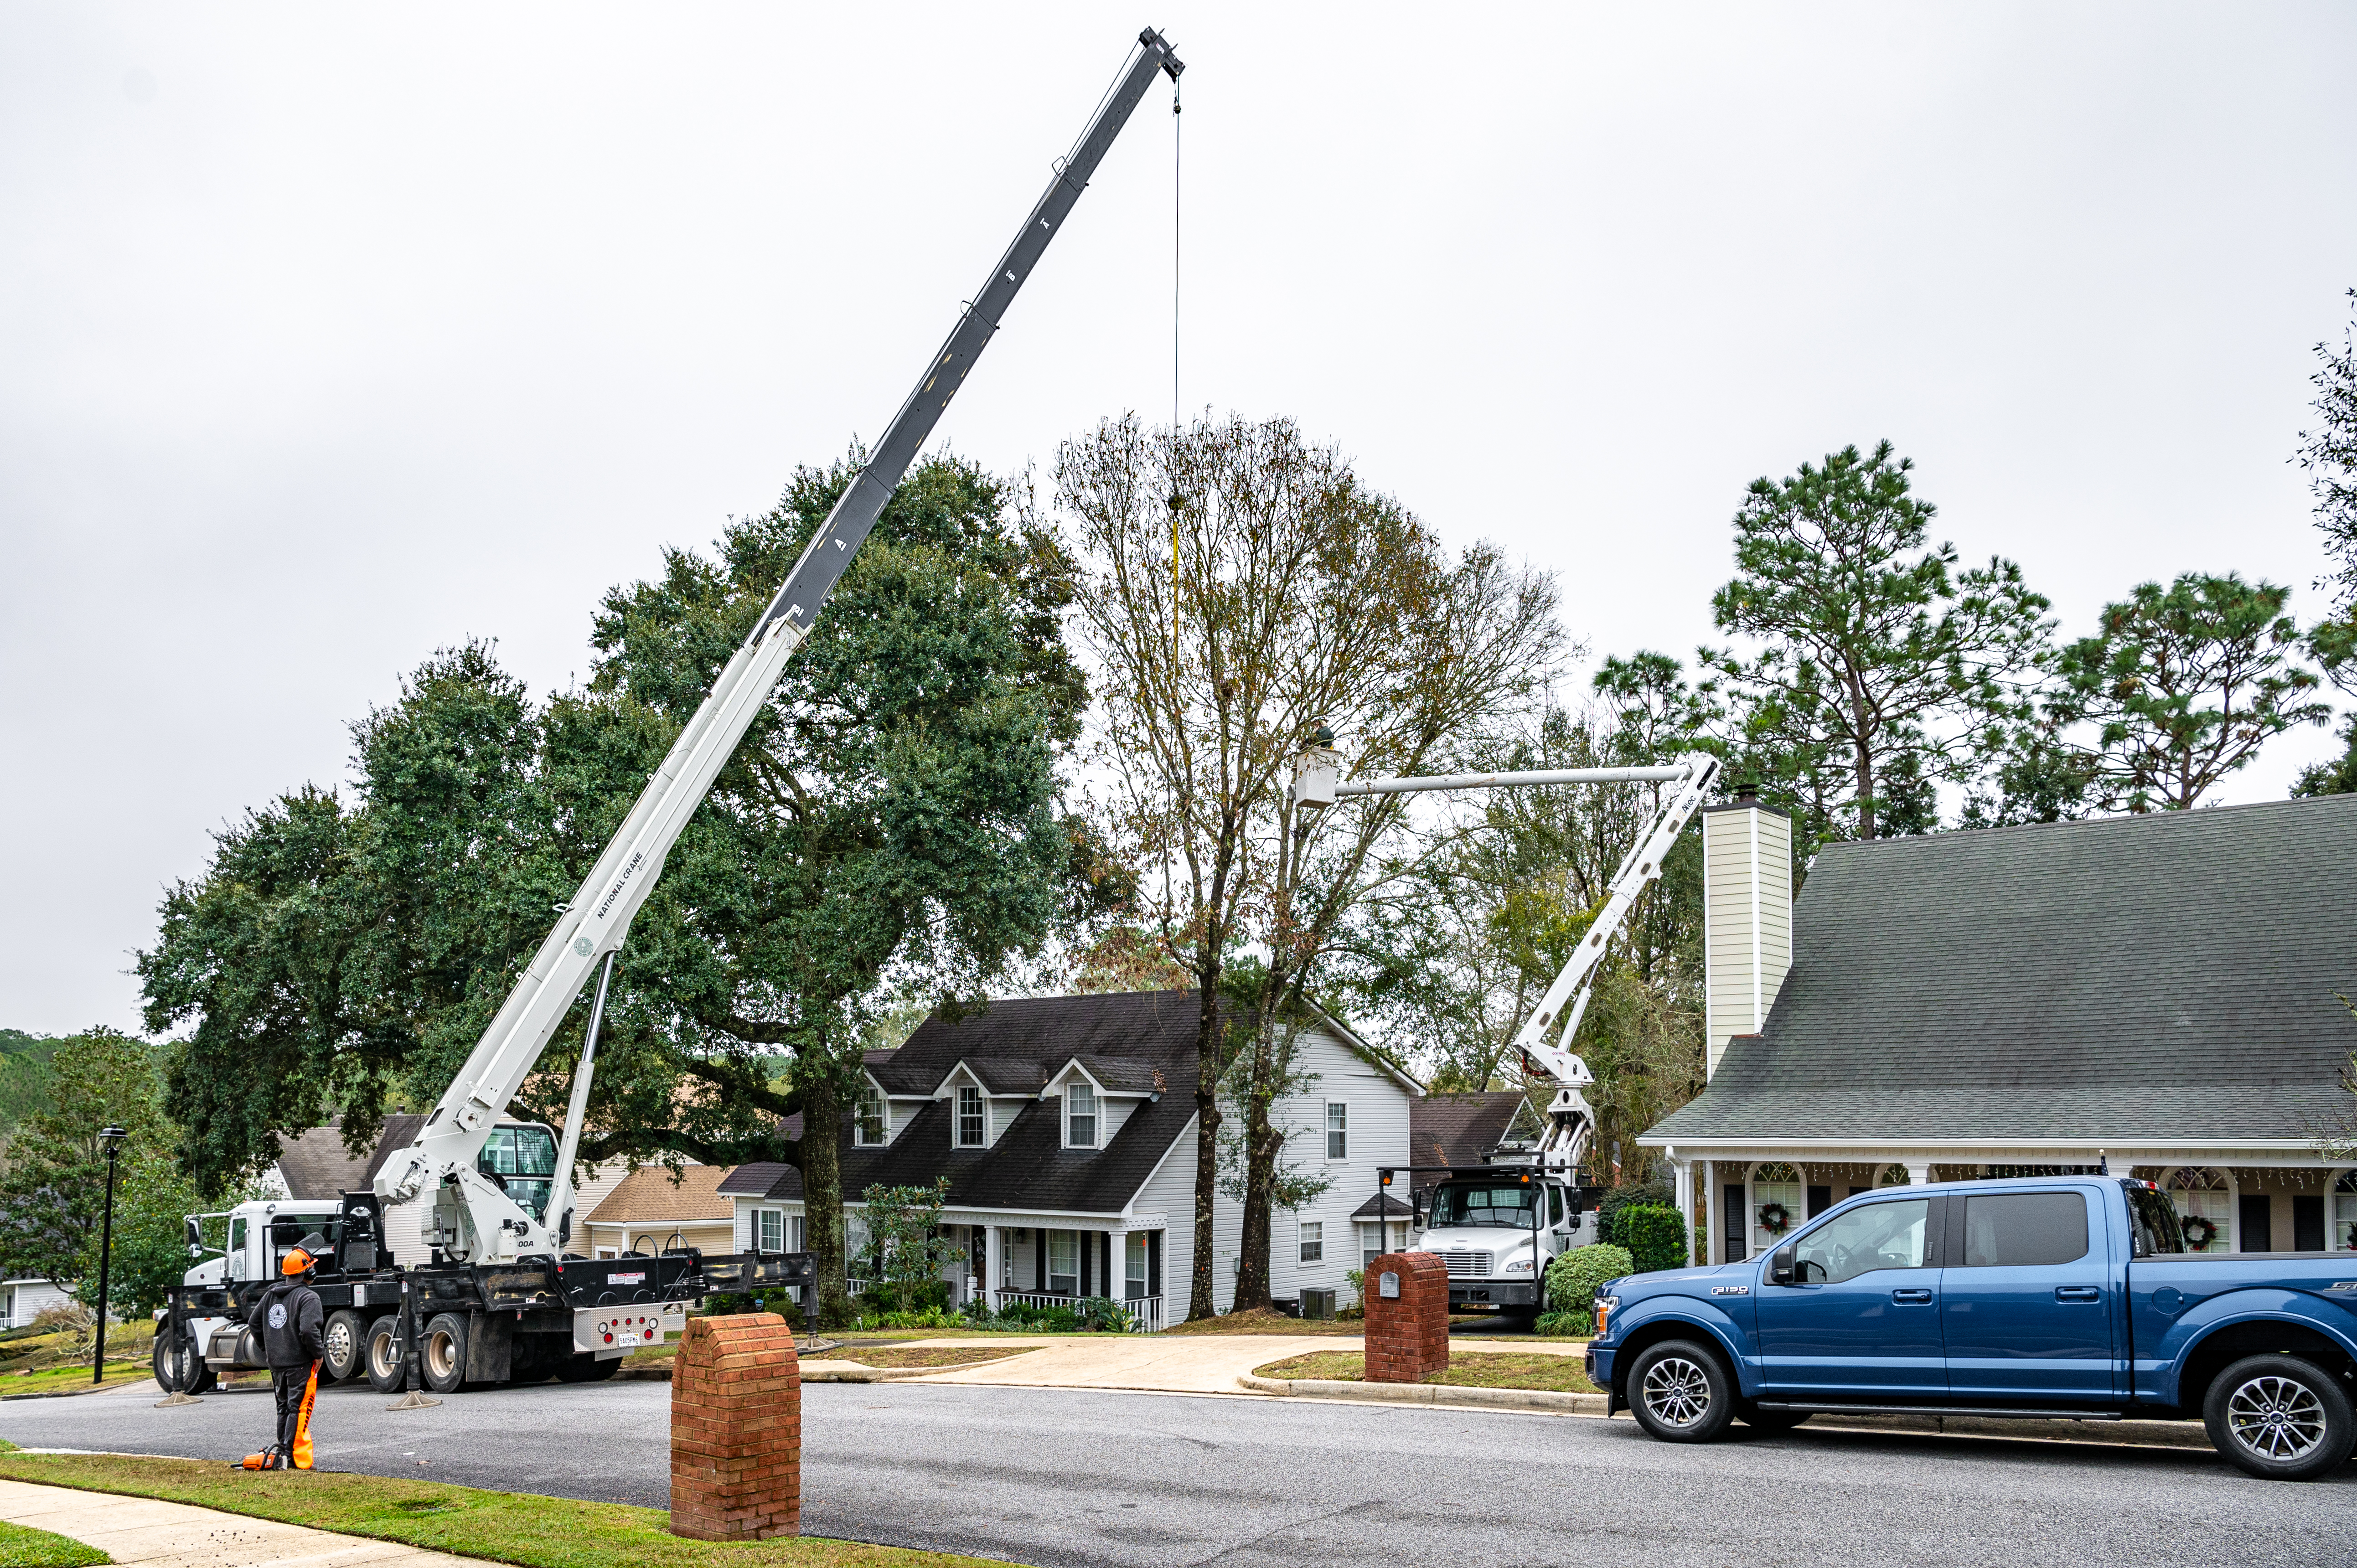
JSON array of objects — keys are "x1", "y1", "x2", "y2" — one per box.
[{"x1": 994, "y1": 1290, "x2": 1162, "y2": 1332}]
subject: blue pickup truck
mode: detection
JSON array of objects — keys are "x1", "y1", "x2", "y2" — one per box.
[{"x1": 1585, "y1": 1175, "x2": 2357, "y2": 1479}]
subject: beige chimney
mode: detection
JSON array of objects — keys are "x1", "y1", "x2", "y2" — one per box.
[{"x1": 1701, "y1": 794, "x2": 1791, "y2": 1078}]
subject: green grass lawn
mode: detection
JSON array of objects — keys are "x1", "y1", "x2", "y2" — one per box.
[
  {"x1": 0, "y1": 1518, "x2": 109, "y2": 1567},
  {"x1": 810, "y1": 1346, "x2": 1039, "y2": 1370},
  {"x1": 1255, "y1": 1350, "x2": 1599, "y2": 1394},
  {"x1": 0, "y1": 1365, "x2": 151, "y2": 1399},
  {"x1": 0, "y1": 1450, "x2": 1014, "y2": 1568}
]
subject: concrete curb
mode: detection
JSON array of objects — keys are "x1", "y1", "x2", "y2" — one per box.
[{"x1": 1238, "y1": 1373, "x2": 1608, "y2": 1414}]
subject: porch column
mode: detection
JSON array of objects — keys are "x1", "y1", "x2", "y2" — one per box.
[
  {"x1": 1670, "y1": 1151, "x2": 1695, "y2": 1266},
  {"x1": 1698, "y1": 1160, "x2": 1716, "y2": 1265},
  {"x1": 1904, "y1": 1159, "x2": 1931, "y2": 1189},
  {"x1": 982, "y1": 1224, "x2": 1002, "y2": 1313}
]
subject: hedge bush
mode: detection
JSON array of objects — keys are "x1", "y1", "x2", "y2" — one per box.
[
  {"x1": 1534, "y1": 1309, "x2": 1592, "y2": 1336},
  {"x1": 1613, "y1": 1205, "x2": 1687, "y2": 1274},
  {"x1": 1545, "y1": 1243, "x2": 1633, "y2": 1317}
]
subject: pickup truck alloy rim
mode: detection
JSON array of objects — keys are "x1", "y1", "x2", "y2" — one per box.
[
  {"x1": 1641, "y1": 1355, "x2": 1712, "y2": 1428},
  {"x1": 2225, "y1": 1375, "x2": 2327, "y2": 1461}
]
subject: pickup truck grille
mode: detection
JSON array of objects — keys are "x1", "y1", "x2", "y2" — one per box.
[{"x1": 1440, "y1": 1250, "x2": 1494, "y2": 1278}]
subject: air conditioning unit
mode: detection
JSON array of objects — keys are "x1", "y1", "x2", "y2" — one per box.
[{"x1": 1300, "y1": 1288, "x2": 1337, "y2": 1321}]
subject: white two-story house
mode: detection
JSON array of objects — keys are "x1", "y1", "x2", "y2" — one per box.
[{"x1": 723, "y1": 989, "x2": 1421, "y2": 1327}]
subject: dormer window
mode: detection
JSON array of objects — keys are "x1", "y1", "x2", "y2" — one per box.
[
  {"x1": 1066, "y1": 1081, "x2": 1097, "y2": 1148},
  {"x1": 855, "y1": 1081, "x2": 887, "y2": 1145},
  {"x1": 957, "y1": 1085, "x2": 985, "y2": 1147}
]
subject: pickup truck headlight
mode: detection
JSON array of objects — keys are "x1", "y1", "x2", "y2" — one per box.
[{"x1": 1594, "y1": 1294, "x2": 1621, "y2": 1336}]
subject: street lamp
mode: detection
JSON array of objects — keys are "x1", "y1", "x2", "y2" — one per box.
[{"x1": 92, "y1": 1125, "x2": 127, "y2": 1387}]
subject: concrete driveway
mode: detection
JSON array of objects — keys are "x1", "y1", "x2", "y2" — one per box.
[{"x1": 819, "y1": 1333, "x2": 1583, "y2": 1393}]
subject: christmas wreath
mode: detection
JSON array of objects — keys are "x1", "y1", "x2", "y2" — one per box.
[
  {"x1": 1757, "y1": 1202, "x2": 1793, "y2": 1237},
  {"x1": 2181, "y1": 1214, "x2": 2218, "y2": 1250}
]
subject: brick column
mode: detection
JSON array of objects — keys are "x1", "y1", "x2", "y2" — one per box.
[
  {"x1": 1362, "y1": 1251, "x2": 1448, "y2": 1384},
  {"x1": 670, "y1": 1312, "x2": 800, "y2": 1541}
]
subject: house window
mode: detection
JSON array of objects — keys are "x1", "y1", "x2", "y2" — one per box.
[
  {"x1": 1067, "y1": 1081, "x2": 1097, "y2": 1147},
  {"x1": 856, "y1": 1082, "x2": 888, "y2": 1145},
  {"x1": 1126, "y1": 1233, "x2": 1147, "y2": 1300},
  {"x1": 957, "y1": 1086, "x2": 985, "y2": 1147},
  {"x1": 2335, "y1": 1172, "x2": 2357, "y2": 1252},
  {"x1": 1298, "y1": 1220, "x2": 1323, "y2": 1265},
  {"x1": 1326, "y1": 1102, "x2": 1348, "y2": 1161},
  {"x1": 1048, "y1": 1229, "x2": 1078, "y2": 1295},
  {"x1": 2167, "y1": 1166, "x2": 2233, "y2": 1253},
  {"x1": 1750, "y1": 1161, "x2": 1803, "y2": 1257},
  {"x1": 757, "y1": 1209, "x2": 783, "y2": 1253},
  {"x1": 1359, "y1": 1221, "x2": 1384, "y2": 1269}
]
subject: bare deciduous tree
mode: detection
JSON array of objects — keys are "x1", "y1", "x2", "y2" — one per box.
[{"x1": 1059, "y1": 413, "x2": 1563, "y2": 1316}]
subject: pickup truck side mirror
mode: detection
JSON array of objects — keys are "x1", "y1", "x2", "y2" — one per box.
[{"x1": 1770, "y1": 1243, "x2": 1797, "y2": 1285}]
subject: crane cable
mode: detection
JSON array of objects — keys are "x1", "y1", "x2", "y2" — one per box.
[{"x1": 1168, "y1": 72, "x2": 1183, "y2": 623}]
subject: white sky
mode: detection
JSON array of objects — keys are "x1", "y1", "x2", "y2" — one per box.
[{"x1": 5, "y1": 4, "x2": 2354, "y2": 1036}]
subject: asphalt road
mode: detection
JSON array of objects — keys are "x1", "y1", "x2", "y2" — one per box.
[{"x1": 3, "y1": 1377, "x2": 2350, "y2": 1567}]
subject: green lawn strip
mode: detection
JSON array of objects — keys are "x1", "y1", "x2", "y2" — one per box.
[
  {"x1": 1255, "y1": 1350, "x2": 1598, "y2": 1394},
  {"x1": 0, "y1": 1367, "x2": 153, "y2": 1399},
  {"x1": 0, "y1": 1517, "x2": 109, "y2": 1568},
  {"x1": 0, "y1": 1452, "x2": 1012, "y2": 1568}
]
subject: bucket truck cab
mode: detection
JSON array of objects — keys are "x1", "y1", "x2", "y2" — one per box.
[{"x1": 1411, "y1": 1168, "x2": 1600, "y2": 1316}]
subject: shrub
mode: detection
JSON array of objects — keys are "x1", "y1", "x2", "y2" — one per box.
[
  {"x1": 1534, "y1": 1310, "x2": 1591, "y2": 1336},
  {"x1": 1613, "y1": 1206, "x2": 1687, "y2": 1274},
  {"x1": 1545, "y1": 1243, "x2": 1633, "y2": 1317},
  {"x1": 1593, "y1": 1178, "x2": 1674, "y2": 1246}
]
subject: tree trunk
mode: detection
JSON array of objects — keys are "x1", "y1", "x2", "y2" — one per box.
[
  {"x1": 801, "y1": 1072, "x2": 850, "y2": 1329},
  {"x1": 1187, "y1": 967, "x2": 1225, "y2": 1322},
  {"x1": 1231, "y1": 1015, "x2": 1287, "y2": 1312}
]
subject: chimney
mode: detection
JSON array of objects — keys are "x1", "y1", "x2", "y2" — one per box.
[{"x1": 1701, "y1": 786, "x2": 1791, "y2": 1079}]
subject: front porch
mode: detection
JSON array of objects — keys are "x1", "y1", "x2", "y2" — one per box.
[{"x1": 943, "y1": 1214, "x2": 1168, "y2": 1332}]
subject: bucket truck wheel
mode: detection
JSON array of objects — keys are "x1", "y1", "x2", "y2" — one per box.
[
  {"x1": 363, "y1": 1316, "x2": 405, "y2": 1393},
  {"x1": 420, "y1": 1312, "x2": 470, "y2": 1393},
  {"x1": 320, "y1": 1310, "x2": 367, "y2": 1384},
  {"x1": 150, "y1": 1330, "x2": 215, "y2": 1395},
  {"x1": 555, "y1": 1351, "x2": 622, "y2": 1383},
  {"x1": 2204, "y1": 1354, "x2": 2356, "y2": 1480},
  {"x1": 1626, "y1": 1339, "x2": 1735, "y2": 1444}
]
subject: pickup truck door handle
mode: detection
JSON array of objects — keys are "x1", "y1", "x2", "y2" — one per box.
[
  {"x1": 2054, "y1": 1286, "x2": 2101, "y2": 1303},
  {"x1": 1891, "y1": 1288, "x2": 1933, "y2": 1304}
]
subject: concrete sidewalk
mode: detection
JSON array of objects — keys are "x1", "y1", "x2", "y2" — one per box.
[
  {"x1": 805, "y1": 1332, "x2": 1582, "y2": 1395},
  {"x1": 0, "y1": 1475, "x2": 479, "y2": 1568}
]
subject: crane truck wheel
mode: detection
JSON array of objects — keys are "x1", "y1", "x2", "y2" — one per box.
[
  {"x1": 363, "y1": 1315, "x2": 406, "y2": 1393},
  {"x1": 150, "y1": 1329, "x2": 215, "y2": 1396},
  {"x1": 420, "y1": 1312, "x2": 470, "y2": 1394},
  {"x1": 320, "y1": 1310, "x2": 367, "y2": 1384},
  {"x1": 554, "y1": 1351, "x2": 622, "y2": 1384}
]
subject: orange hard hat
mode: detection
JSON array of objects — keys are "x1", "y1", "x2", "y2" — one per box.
[{"x1": 281, "y1": 1248, "x2": 315, "y2": 1277}]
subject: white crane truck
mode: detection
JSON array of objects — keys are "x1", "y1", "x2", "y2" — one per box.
[
  {"x1": 1290, "y1": 743, "x2": 1721, "y2": 1320},
  {"x1": 153, "y1": 26, "x2": 1187, "y2": 1399}
]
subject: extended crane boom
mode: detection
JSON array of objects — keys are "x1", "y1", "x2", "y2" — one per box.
[{"x1": 377, "y1": 27, "x2": 1185, "y2": 1267}]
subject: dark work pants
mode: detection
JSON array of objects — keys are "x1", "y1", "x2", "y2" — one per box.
[{"x1": 270, "y1": 1363, "x2": 320, "y2": 1468}]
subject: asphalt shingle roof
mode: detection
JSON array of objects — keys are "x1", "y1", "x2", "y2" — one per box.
[
  {"x1": 745, "y1": 991, "x2": 1201, "y2": 1215},
  {"x1": 1648, "y1": 796, "x2": 2357, "y2": 1143}
]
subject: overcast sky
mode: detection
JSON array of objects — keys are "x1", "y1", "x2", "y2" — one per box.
[{"x1": 5, "y1": 4, "x2": 2354, "y2": 1037}]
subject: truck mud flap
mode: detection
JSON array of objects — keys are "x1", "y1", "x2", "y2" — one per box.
[{"x1": 465, "y1": 1312, "x2": 514, "y2": 1384}]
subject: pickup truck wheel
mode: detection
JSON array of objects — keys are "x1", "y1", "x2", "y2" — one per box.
[
  {"x1": 320, "y1": 1310, "x2": 366, "y2": 1384},
  {"x1": 1627, "y1": 1339, "x2": 1735, "y2": 1443},
  {"x1": 420, "y1": 1311, "x2": 470, "y2": 1394},
  {"x1": 363, "y1": 1315, "x2": 405, "y2": 1393},
  {"x1": 2203, "y1": 1354, "x2": 2356, "y2": 1480}
]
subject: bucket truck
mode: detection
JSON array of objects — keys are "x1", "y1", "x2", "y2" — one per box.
[
  {"x1": 1290, "y1": 741, "x2": 1721, "y2": 1317},
  {"x1": 153, "y1": 26, "x2": 1186, "y2": 1398}
]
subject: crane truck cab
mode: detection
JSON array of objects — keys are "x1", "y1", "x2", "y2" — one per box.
[{"x1": 1411, "y1": 1168, "x2": 1599, "y2": 1320}]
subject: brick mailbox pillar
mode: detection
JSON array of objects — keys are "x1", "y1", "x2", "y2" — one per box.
[
  {"x1": 1363, "y1": 1251, "x2": 1449, "y2": 1383},
  {"x1": 670, "y1": 1312, "x2": 800, "y2": 1541}
]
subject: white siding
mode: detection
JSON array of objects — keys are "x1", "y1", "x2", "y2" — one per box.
[
  {"x1": 1703, "y1": 804, "x2": 1792, "y2": 1078},
  {"x1": 1263, "y1": 1025, "x2": 1411, "y2": 1308}
]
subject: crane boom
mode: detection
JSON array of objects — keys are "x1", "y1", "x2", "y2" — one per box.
[{"x1": 378, "y1": 27, "x2": 1186, "y2": 1266}]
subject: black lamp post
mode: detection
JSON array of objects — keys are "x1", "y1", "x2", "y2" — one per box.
[{"x1": 92, "y1": 1124, "x2": 127, "y2": 1386}]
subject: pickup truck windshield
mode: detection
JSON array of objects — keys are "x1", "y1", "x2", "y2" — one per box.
[{"x1": 1429, "y1": 1183, "x2": 1538, "y2": 1228}]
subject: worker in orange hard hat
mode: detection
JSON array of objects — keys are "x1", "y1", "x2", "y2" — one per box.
[{"x1": 241, "y1": 1238, "x2": 326, "y2": 1471}]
